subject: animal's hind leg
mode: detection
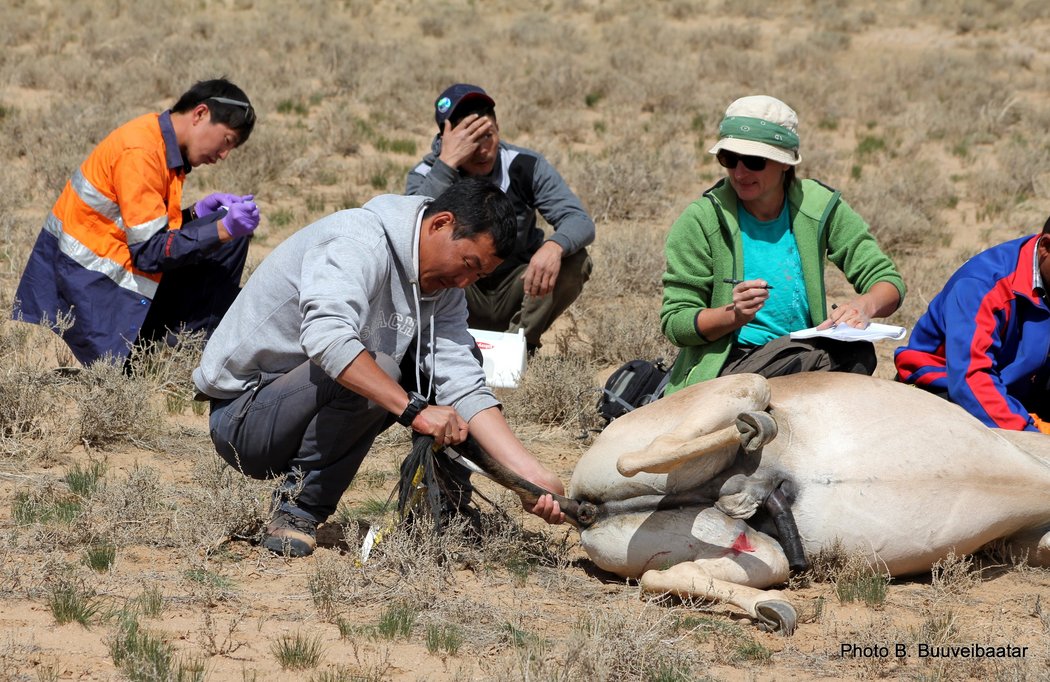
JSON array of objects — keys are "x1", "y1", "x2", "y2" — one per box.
[{"x1": 617, "y1": 374, "x2": 773, "y2": 477}]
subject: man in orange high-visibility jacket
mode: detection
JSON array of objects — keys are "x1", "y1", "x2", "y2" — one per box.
[{"x1": 12, "y1": 78, "x2": 261, "y2": 366}]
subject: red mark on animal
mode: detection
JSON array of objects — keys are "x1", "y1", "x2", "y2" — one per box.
[{"x1": 730, "y1": 532, "x2": 756, "y2": 554}]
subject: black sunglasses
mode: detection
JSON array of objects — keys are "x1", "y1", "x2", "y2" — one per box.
[
  {"x1": 716, "y1": 150, "x2": 767, "y2": 172},
  {"x1": 209, "y1": 96, "x2": 256, "y2": 127}
]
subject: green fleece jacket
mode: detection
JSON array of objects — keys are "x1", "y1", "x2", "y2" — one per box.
[{"x1": 660, "y1": 178, "x2": 906, "y2": 393}]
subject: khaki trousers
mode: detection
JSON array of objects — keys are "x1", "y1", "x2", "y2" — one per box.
[{"x1": 466, "y1": 247, "x2": 592, "y2": 348}]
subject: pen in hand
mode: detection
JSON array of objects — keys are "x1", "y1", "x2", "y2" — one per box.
[{"x1": 723, "y1": 278, "x2": 774, "y2": 289}]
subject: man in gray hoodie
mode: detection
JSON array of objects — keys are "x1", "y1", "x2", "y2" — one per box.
[
  {"x1": 193, "y1": 179, "x2": 566, "y2": 557},
  {"x1": 406, "y1": 83, "x2": 595, "y2": 354}
]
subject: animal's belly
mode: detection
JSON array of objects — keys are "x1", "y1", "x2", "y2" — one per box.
[{"x1": 788, "y1": 476, "x2": 1043, "y2": 575}]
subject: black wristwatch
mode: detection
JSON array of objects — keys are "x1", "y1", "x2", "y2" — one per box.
[{"x1": 397, "y1": 391, "x2": 428, "y2": 426}]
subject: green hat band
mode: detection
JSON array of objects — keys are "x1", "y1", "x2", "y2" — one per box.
[{"x1": 718, "y1": 116, "x2": 799, "y2": 150}]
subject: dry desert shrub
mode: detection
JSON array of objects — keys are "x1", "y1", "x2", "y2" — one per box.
[
  {"x1": 313, "y1": 493, "x2": 569, "y2": 622},
  {"x1": 583, "y1": 219, "x2": 667, "y2": 300},
  {"x1": 174, "y1": 455, "x2": 271, "y2": 554},
  {"x1": 87, "y1": 464, "x2": 179, "y2": 547},
  {"x1": 569, "y1": 298, "x2": 678, "y2": 367},
  {"x1": 502, "y1": 605, "x2": 706, "y2": 681},
  {"x1": 501, "y1": 353, "x2": 600, "y2": 427},
  {"x1": 972, "y1": 134, "x2": 1050, "y2": 221},
  {"x1": 127, "y1": 331, "x2": 207, "y2": 398},
  {"x1": 845, "y1": 159, "x2": 953, "y2": 259},
  {"x1": 0, "y1": 366, "x2": 72, "y2": 461},
  {"x1": 929, "y1": 549, "x2": 981, "y2": 600},
  {"x1": 0, "y1": 319, "x2": 80, "y2": 461},
  {"x1": 1, "y1": 99, "x2": 119, "y2": 204},
  {"x1": 193, "y1": 124, "x2": 305, "y2": 200},
  {"x1": 830, "y1": 551, "x2": 891, "y2": 608},
  {"x1": 559, "y1": 141, "x2": 696, "y2": 224},
  {"x1": 73, "y1": 363, "x2": 166, "y2": 451}
]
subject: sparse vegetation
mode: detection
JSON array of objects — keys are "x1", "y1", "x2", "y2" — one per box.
[
  {"x1": 833, "y1": 554, "x2": 891, "y2": 607},
  {"x1": 83, "y1": 543, "x2": 116, "y2": 572},
  {"x1": 134, "y1": 584, "x2": 165, "y2": 618},
  {"x1": 376, "y1": 601, "x2": 417, "y2": 640},
  {"x1": 109, "y1": 615, "x2": 206, "y2": 682},
  {"x1": 271, "y1": 631, "x2": 325, "y2": 671},
  {"x1": 1, "y1": 0, "x2": 1049, "y2": 679},
  {"x1": 66, "y1": 460, "x2": 106, "y2": 498},
  {"x1": 48, "y1": 580, "x2": 102, "y2": 627},
  {"x1": 425, "y1": 622, "x2": 463, "y2": 656}
]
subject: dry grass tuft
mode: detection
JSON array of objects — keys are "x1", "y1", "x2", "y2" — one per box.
[
  {"x1": 564, "y1": 142, "x2": 696, "y2": 223},
  {"x1": 176, "y1": 456, "x2": 271, "y2": 554},
  {"x1": 0, "y1": 366, "x2": 72, "y2": 462},
  {"x1": 568, "y1": 298, "x2": 678, "y2": 366},
  {"x1": 831, "y1": 552, "x2": 891, "y2": 608},
  {"x1": 500, "y1": 605, "x2": 707, "y2": 681}
]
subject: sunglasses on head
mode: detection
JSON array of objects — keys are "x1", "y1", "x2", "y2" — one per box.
[
  {"x1": 209, "y1": 96, "x2": 256, "y2": 126},
  {"x1": 716, "y1": 150, "x2": 767, "y2": 172}
]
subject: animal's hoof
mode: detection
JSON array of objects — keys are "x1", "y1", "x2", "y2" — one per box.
[
  {"x1": 736, "y1": 411, "x2": 777, "y2": 454},
  {"x1": 754, "y1": 599, "x2": 797, "y2": 636}
]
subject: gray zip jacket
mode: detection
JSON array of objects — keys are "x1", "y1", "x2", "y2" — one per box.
[
  {"x1": 192, "y1": 194, "x2": 498, "y2": 420},
  {"x1": 407, "y1": 139, "x2": 595, "y2": 281}
]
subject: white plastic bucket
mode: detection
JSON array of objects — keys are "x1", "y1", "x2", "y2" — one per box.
[{"x1": 469, "y1": 328, "x2": 527, "y2": 389}]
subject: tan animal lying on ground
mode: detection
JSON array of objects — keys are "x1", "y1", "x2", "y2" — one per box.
[{"x1": 560, "y1": 372, "x2": 1050, "y2": 635}]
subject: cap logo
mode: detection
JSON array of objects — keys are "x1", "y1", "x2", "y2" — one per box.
[{"x1": 436, "y1": 96, "x2": 452, "y2": 114}]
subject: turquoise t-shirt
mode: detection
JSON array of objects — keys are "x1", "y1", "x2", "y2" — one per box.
[{"x1": 736, "y1": 203, "x2": 811, "y2": 346}]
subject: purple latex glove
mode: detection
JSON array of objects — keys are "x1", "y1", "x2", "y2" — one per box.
[
  {"x1": 195, "y1": 192, "x2": 240, "y2": 218},
  {"x1": 222, "y1": 200, "x2": 260, "y2": 238}
]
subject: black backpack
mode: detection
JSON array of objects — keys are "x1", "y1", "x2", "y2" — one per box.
[{"x1": 597, "y1": 358, "x2": 671, "y2": 424}]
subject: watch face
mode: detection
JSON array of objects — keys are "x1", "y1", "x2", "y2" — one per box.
[{"x1": 399, "y1": 392, "x2": 428, "y2": 426}]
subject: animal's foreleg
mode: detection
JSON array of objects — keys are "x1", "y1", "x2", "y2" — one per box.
[{"x1": 640, "y1": 562, "x2": 797, "y2": 635}]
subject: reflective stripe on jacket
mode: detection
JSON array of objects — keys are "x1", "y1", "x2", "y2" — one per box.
[{"x1": 13, "y1": 112, "x2": 187, "y2": 364}]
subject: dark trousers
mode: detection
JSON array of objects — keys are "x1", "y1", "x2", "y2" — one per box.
[
  {"x1": 208, "y1": 354, "x2": 400, "y2": 524},
  {"x1": 138, "y1": 237, "x2": 250, "y2": 346},
  {"x1": 720, "y1": 334, "x2": 877, "y2": 379}
]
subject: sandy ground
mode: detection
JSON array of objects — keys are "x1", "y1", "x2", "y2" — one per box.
[
  {"x1": 3, "y1": 1, "x2": 1050, "y2": 680},
  {"x1": 1, "y1": 426, "x2": 1048, "y2": 681}
]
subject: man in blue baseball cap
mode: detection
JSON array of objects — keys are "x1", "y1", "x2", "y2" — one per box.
[{"x1": 407, "y1": 83, "x2": 595, "y2": 355}]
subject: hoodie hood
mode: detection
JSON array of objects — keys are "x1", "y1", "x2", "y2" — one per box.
[{"x1": 361, "y1": 193, "x2": 429, "y2": 288}]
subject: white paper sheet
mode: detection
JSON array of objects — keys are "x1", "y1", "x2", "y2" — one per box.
[{"x1": 789, "y1": 322, "x2": 907, "y2": 342}]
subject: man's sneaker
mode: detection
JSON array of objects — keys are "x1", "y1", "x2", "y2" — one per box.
[{"x1": 262, "y1": 510, "x2": 317, "y2": 557}]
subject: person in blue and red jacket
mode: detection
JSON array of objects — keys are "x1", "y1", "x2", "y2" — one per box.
[
  {"x1": 12, "y1": 78, "x2": 260, "y2": 368},
  {"x1": 895, "y1": 219, "x2": 1050, "y2": 433}
]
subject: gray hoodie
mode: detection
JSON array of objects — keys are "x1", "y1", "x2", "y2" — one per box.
[{"x1": 192, "y1": 194, "x2": 498, "y2": 421}]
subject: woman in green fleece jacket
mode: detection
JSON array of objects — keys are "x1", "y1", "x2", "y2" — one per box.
[{"x1": 661, "y1": 95, "x2": 905, "y2": 394}]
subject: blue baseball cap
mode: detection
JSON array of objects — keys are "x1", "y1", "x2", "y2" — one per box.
[{"x1": 434, "y1": 83, "x2": 496, "y2": 131}]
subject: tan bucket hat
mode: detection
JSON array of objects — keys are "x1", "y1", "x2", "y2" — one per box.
[{"x1": 708, "y1": 95, "x2": 802, "y2": 166}]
